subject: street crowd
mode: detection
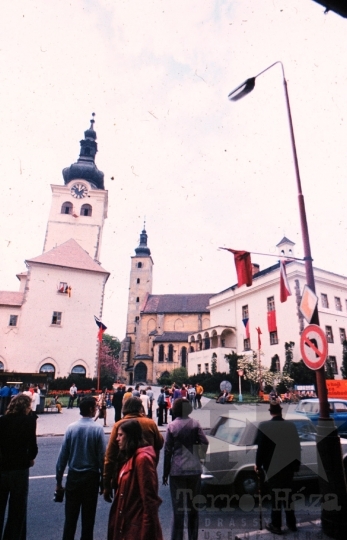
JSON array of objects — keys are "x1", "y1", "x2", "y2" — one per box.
[{"x1": 0, "y1": 381, "x2": 301, "y2": 540}]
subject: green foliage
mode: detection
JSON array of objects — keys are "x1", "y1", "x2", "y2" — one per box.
[
  {"x1": 211, "y1": 355, "x2": 217, "y2": 375},
  {"x1": 103, "y1": 334, "x2": 121, "y2": 357},
  {"x1": 157, "y1": 367, "x2": 188, "y2": 387},
  {"x1": 224, "y1": 352, "x2": 243, "y2": 388},
  {"x1": 270, "y1": 354, "x2": 279, "y2": 373},
  {"x1": 283, "y1": 342, "x2": 295, "y2": 374},
  {"x1": 325, "y1": 361, "x2": 335, "y2": 380},
  {"x1": 286, "y1": 360, "x2": 316, "y2": 387},
  {"x1": 341, "y1": 340, "x2": 347, "y2": 379},
  {"x1": 48, "y1": 374, "x2": 114, "y2": 391}
]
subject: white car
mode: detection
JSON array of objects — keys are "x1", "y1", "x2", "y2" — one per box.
[{"x1": 201, "y1": 409, "x2": 347, "y2": 495}]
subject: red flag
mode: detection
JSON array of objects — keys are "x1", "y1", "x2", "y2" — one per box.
[
  {"x1": 242, "y1": 318, "x2": 250, "y2": 339},
  {"x1": 221, "y1": 248, "x2": 252, "y2": 287},
  {"x1": 280, "y1": 260, "x2": 292, "y2": 303},
  {"x1": 256, "y1": 327, "x2": 262, "y2": 349},
  {"x1": 94, "y1": 316, "x2": 107, "y2": 342},
  {"x1": 267, "y1": 311, "x2": 277, "y2": 332}
]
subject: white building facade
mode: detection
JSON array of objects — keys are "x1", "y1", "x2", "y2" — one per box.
[
  {"x1": 188, "y1": 238, "x2": 347, "y2": 379},
  {"x1": 0, "y1": 118, "x2": 109, "y2": 379}
]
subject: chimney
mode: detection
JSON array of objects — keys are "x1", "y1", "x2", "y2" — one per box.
[{"x1": 252, "y1": 263, "x2": 260, "y2": 276}]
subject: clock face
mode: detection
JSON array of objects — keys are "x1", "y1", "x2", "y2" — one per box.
[{"x1": 71, "y1": 183, "x2": 88, "y2": 199}]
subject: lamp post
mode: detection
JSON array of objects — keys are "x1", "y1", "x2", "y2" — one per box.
[
  {"x1": 237, "y1": 368, "x2": 244, "y2": 402},
  {"x1": 228, "y1": 61, "x2": 347, "y2": 538}
]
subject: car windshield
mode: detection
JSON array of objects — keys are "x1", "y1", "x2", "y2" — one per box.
[
  {"x1": 210, "y1": 417, "x2": 247, "y2": 445},
  {"x1": 297, "y1": 401, "x2": 333, "y2": 414},
  {"x1": 293, "y1": 419, "x2": 317, "y2": 441}
]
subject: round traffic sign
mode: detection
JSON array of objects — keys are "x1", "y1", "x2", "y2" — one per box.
[{"x1": 300, "y1": 324, "x2": 328, "y2": 370}]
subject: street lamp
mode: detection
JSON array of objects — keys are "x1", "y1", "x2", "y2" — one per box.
[
  {"x1": 237, "y1": 368, "x2": 244, "y2": 402},
  {"x1": 228, "y1": 61, "x2": 347, "y2": 538}
]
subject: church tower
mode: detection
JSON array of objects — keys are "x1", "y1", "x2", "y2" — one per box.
[
  {"x1": 43, "y1": 115, "x2": 108, "y2": 261},
  {"x1": 123, "y1": 227, "x2": 153, "y2": 368}
]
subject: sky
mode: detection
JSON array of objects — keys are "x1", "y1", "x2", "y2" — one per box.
[{"x1": 1, "y1": 0, "x2": 347, "y2": 340}]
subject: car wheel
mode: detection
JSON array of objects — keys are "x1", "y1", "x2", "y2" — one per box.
[{"x1": 236, "y1": 471, "x2": 258, "y2": 495}]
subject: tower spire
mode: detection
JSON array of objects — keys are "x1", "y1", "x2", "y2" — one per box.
[
  {"x1": 62, "y1": 113, "x2": 105, "y2": 189},
  {"x1": 135, "y1": 224, "x2": 151, "y2": 256}
]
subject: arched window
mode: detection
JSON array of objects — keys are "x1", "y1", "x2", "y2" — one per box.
[
  {"x1": 40, "y1": 363, "x2": 55, "y2": 374},
  {"x1": 168, "y1": 344, "x2": 174, "y2": 362},
  {"x1": 0, "y1": 361, "x2": 4, "y2": 372},
  {"x1": 181, "y1": 347, "x2": 187, "y2": 368},
  {"x1": 137, "y1": 262, "x2": 142, "y2": 268},
  {"x1": 71, "y1": 365, "x2": 86, "y2": 376},
  {"x1": 61, "y1": 201, "x2": 73, "y2": 215},
  {"x1": 80, "y1": 204, "x2": 92, "y2": 217},
  {"x1": 158, "y1": 344, "x2": 164, "y2": 363}
]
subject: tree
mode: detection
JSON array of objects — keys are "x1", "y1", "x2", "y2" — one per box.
[
  {"x1": 283, "y1": 342, "x2": 295, "y2": 374},
  {"x1": 224, "y1": 352, "x2": 243, "y2": 389},
  {"x1": 99, "y1": 341, "x2": 120, "y2": 380},
  {"x1": 211, "y1": 355, "x2": 217, "y2": 375},
  {"x1": 103, "y1": 334, "x2": 121, "y2": 358},
  {"x1": 270, "y1": 354, "x2": 280, "y2": 373},
  {"x1": 341, "y1": 340, "x2": 347, "y2": 379}
]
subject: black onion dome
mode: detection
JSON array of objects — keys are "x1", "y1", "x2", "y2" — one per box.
[
  {"x1": 62, "y1": 115, "x2": 105, "y2": 189},
  {"x1": 135, "y1": 228, "x2": 151, "y2": 256}
]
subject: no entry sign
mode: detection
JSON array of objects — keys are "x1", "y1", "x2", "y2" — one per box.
[{"x1": 300, "y1": 324, "x2": 328, "y2": 370}]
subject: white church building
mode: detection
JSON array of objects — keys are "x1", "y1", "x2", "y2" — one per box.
[{"x1": 0, "y1": 117, "x2": 109, "y2": 380}]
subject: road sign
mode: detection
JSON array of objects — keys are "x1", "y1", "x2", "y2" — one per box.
[
  {"x1": 300, "y1": 324, "x2": 328, "y2": 370},
  {"x1": 299, "y1": 285, "x2": 318, "y2": 324}
]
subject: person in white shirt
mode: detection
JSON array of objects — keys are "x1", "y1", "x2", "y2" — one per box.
[{"x1": 140, "y1": 390, "x2": 150, "y2": 416}]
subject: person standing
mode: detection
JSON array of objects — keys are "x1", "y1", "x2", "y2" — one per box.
[
  {"x1": 140, "y1": 389, "x2": 150, "y2": 416},
  {"x1": 94, "y1": 387, "x2": 108, "y2": 427},
  {"x1": 146, "y1": 386, "x2": 154, "y2": 419},
  {"x1": 132, "y1": 384, "x2": 141, "y2": 397},
  {"x1": 55, "y1": 396, "x2": 106, "y2": 540},
  {"x1": 255, "y1": 401, "x2": 301, "y2": 535},
  {"x1": 105, "y1": 419, "x2": 163, "y2": 540},
  {"x1": 163, "y1": 398, "x2": 209, "y2": 540},
  {"x1": 103, "y1": 397, "x2": 163, "y2": 501},
  {"x1": 194, "y1": 384, "x2": 203, "y2": 409},
  {"x1": 0, "y1": 394, "x2": 38, "y2": 540},
  {"x1": 67, "y1": 383, "x2": 77, "y2": 409},
  {"x1": 187, "y1": 385, "x2": 196, "y2": 407},
  {"x1": 157, "y1": 388, "x2": 167, "y2": 426},
  {"x1": 0, "y1": 384, "x2": 11, "y2": 415},
  {"x1": 112, "y1": 385, "x2": 124, "y2": 422}
]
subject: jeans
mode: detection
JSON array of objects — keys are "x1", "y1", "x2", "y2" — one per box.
[
  {"x1": 62, "y1": 470, "x2": 100, "y2": 540},
  {"x1": 169, "y1": 475, "x2": 201, "y2": 540},
  {"x1": 0, "y1": 468, "x2": 29, "y2": 540}
]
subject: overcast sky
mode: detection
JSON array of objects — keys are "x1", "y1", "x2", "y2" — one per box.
[{"x1": 1, "y1": 0, "x2": 346, "y2": 339}]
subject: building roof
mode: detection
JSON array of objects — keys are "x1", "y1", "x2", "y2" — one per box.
[
  {"x1": 142, "y1": 294, "x2": 214, "y2": 314},
  {"x1": 0, "y1": 291, "x2": 24, "y2": 307},
  {"x1": 26, "y1": 239, "x2": 109, "y2": 275},
  {"x1": 153, "y1": 332, "x2": 191, "y2": 343}
]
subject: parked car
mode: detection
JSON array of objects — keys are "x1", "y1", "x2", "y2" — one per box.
[
  {"x1": 295, "y1": 398, "x2": 347, "y2": 435},
  {"x1": 201, "y1": 410, "x2": 347, "y2": 495}
]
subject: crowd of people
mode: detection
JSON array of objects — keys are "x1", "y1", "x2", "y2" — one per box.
[{"x1": 0, "y1": 382, "x2": 209, "y2": 540}]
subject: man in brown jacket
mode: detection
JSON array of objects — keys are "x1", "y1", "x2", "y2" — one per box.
[{"x1": 103, "y1": 397, "x2": 164, "y2": 501}]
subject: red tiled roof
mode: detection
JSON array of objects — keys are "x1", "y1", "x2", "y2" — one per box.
[
  {"x1": 142, "y1": 294, "x2": 214, "y2": 314},
  {"x1": 26, "y1": 239, "x2": 109, "y2": 275},
  {"x1": 0, "y1": 291, "x2": 24, "y2": 307}
]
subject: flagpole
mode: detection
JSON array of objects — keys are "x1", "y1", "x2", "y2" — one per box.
[
  {"x1": 97, "y1": 340, "x2": 101, "y2": 391},
  {"x1": 219, "y1": 247, "x2": 304, "y2": 262}
]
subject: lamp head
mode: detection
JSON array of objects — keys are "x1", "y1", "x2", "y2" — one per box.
[{"x1": 228, "y1": 77, "x2": 256, "y2": 101}]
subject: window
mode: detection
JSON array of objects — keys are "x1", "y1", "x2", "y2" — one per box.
[
  {"x1": 197, "y1": 364, "x2": 201, "y2": 374},
  {"x1": 340, "y1": 328, "x2": 346, "y2": 343},
  {"x1": 242, "y1": 305, "x2": 249, "y2": 319},
  {"x1": 270, "y1": 331, "x2": 278, "y2": 345},
  {"x1": 181, "y1": 347, "x2": 187, "y2": 368},
  {"x1": 136, "y1": 278, "x2": 140, "y2": 284},
  {"x1": 9, "y1": 315, "x2": 18, "y2": 327},
  {"x1": 204, "y1": 336, "x2": 210, "y2": 350},
  {"x1": 0, "y1": 361, "x2": 4, "y2": 372},
  {"x1": 58, "y1": 282, "x2": 68, "y2": 293},
  {"x1": 134, "y1": 327, "x2": 136, "y2": 333},
  {"x1": 80, "y1": 204, "x2": 92, "y2": 217},
  {"x1": 135, "y1": 316, "x2": 139, "y2": 323},
  {"x1": 267, "y1": 296, "x2": 275, "y2": 311},
  {"x1": 61, "y1": 201, "x2": 72, "y2": 214},
  {"x1": 335, "y1": 297, "x2": 342, "y2": 311},
  {"x1": 40, "y1": 363, "x2": 55, "y2": 374},
  {"x1": 221, "y1": 339, "x2": 225, "y2": 347},
  {"x1": 71, "y1": 365, "x2": 86, "y2": 376},
  {"x1": 158, "y1": 344, "x2": 164, "y2": 362},
  {"x1": 321, "y1": 294, "x2": 329, "y2": 308},
  {"x1": 327, "y1": 356, "x2": 338, "y2": 375},
  {"x1": 137, "y1": 262, "x2": 142, "y2": 268},
  {"x1": 243, "y1": 338, "x2": 251, "y2": 351},
  {"x1": 205, "y1": 363, "x2": 209, "y2": 373},
  {"x1": 136, "y1": 297, "x2": 140, "y2": 302},
  {"x1": 325, "y1": 326, "x2": 334, "y2": 343},
  {"x1": 51, "y1": 311, "x2": 62, "y2": 325},
  {"x1": 168, "y1": 344, "x2": 174, "y2": 362}
]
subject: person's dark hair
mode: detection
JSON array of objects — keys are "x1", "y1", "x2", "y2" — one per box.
[
  {"x1": 269, "y1": 401, "x2": 282, "y2": 415},
  {"x1": 6, "y1": 394, "x2": 32, "y2": 415},
  {"x1": 79, "y1": 396, "x2": 96, "y2": 416},
  {"x1": 118, "y1": 419, "x2": 145, "y2": 460},
  {"x1": 171, "y1": 397, "x2": 192, "y2": 418},
  {"x1": 127, "y1": 387, "x2": 133, "y2": 392},
  {"x1": 122, "y1": 396, "x2": 144, "y2": 416}
]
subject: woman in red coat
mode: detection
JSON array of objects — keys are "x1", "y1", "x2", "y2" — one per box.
[{"x1": 106, "y1": 419, "x2": 163, "y2": 540}]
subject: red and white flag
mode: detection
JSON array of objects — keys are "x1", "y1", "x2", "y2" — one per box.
[{"x1": 280, "y1": 260, "x2": 292, "y2": 303}]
